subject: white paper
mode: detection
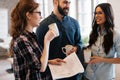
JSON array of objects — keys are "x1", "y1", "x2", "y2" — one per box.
[{"x1": 48, "y1": 52, "x2": 84, "y2": 80}]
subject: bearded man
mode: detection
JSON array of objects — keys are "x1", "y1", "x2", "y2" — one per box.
[{"x1": 36, "y1": 0, "x2": 83, "y2": 80}]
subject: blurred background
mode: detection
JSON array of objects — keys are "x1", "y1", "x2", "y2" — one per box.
[{"x1": 0, "y1": 0, "x2": 120, "y2": 80}]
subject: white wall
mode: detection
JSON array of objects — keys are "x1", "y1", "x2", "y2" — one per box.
[
  {"x1": 0, "y1": 9, "x2": 8, "y2": 38},
  {"x1": 69, "y1": 0, "x2": 77, "y2": 19},
  {"x1": 107, "y1": 1, "x2": 120, "y2": 79},
  {"x1": 108, "y1": 0, "x2": 120, "y2": 29}
]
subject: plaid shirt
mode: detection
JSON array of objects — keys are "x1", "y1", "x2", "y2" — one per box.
[{"x1": 13, "y1": 31, "x2": 43, "y2": 80}]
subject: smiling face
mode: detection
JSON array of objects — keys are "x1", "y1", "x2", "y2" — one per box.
[
  {"x1": 95, "y1": 7, "x2": 106, "y2": 26},
  {"x1": 57, "y1": 0, "x2": 71, "y2": 16}
]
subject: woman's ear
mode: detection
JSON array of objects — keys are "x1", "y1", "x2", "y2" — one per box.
[{"x1": 26, "y1": 12, "x2": 31, "y2": 20}]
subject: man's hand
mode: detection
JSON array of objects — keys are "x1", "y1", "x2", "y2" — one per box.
[{"x1": 67, "y1": 46, "x2": 77, "y2": 55}]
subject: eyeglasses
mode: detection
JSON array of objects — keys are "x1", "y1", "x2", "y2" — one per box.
[
  {"x1": 94, "y1": 11, "x2": 104, "y2": 15},
  {"x1": 32, "y1": 11, "x2": 41, "y2": 16}
]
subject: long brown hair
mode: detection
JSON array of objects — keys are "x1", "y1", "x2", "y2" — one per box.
[
  {"x1": 9, "y1": 0, "x2": 39, "y2": 55},
  {"x1": 88, "y1": 3, "x2": 114, "y2": 54}
]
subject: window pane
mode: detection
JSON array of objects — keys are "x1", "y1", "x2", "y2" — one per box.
[
  {"x1": 78, "y1": 0, "x2": 92, "y2": 45},
  {"x1": 78, "y1": 0, "x2": 107, "y2": 45}
]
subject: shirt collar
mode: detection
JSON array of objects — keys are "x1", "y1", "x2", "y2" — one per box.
[
  {"x1": 97, "y1": 27, "x2": 106, "y2": 36},
  {"x1": 51, "y1": 12, "x2": 67, "y2": 22},
  {"x1": 23, "y1": 30, "x2": 36, "y2": 37}
]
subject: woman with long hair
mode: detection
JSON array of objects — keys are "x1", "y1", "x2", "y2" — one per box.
[
  {"x1": 85, "y1": 3, "x2": 120, "y2": 80},
  {"x1": 9, "y1": 0, "x2": 57, "y2": 79}
]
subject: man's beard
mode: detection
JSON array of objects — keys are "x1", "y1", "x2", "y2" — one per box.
[{"x1": 57, "y1": 4, "x2": 69, "y2": 16}]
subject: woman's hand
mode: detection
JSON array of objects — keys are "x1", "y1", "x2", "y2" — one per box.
[
  {"x1": 44, "y1": 29, "x2": 56, "y2": 42},
  {"x1": 88, "y1": 56, "x2": 104, "y2": 64},
  {"x1": 48, "y1": 58, "x2": 66, "y2": 65}
]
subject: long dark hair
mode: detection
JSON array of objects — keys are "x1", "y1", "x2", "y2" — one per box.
[
  {"x1": 88, "y1": 3, "x2": 114, "y2": 54},
  {"x1": 9, "y1": 0, "x2": 39, "y2": 55}
]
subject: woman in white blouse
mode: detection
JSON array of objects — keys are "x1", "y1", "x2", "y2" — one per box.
[{"x1": 85, "y1": 3, "x2": 120, "y2": 80}]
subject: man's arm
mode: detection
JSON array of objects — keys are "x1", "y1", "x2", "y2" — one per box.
[
  {"x1": 36, "y1": 24, "x2": 48, "y2": 47},
  {"x1": 74, "y1": 20, "x2": 83, "y2": 52}
]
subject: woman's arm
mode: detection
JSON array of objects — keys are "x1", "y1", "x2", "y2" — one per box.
[
  {"x1": 40, "y1": 29, "x2": 56, "y2": 72},
  {"x1": 89, "y1": 56, "x2": 120, "y2": 64}
]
